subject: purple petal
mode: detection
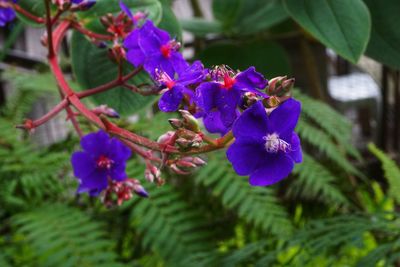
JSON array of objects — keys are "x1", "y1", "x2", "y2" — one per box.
[
  {"x1": 119, "y1": 0, "x2": 133, "y2": 19},
  {"x1": 71, "y1": 151, "x2": 96, "y2": 178},
  {"x1": 232, "y1": 101, "x2": 269, "y2": 141},
  {"x1": 108, "y1": 138, "x2": 132, "y2": 162},
  {"x1": 217, "y1": 89, "x2": 241, "y2": 127},
  {"x1": 177, "y1": 60, "x2": 205, "y2": 86},
  {"x1": 80, "y1": 131, "x2": 110, "y2": 157},
  {"x1": 123, "y1": 29, "x2": 140, "y2": 49},
  {"x1": 226, "y1": 139, "x2": 265, "y2": 175},
  {"x1": 269, "y1": 98, "x2": 301, "y2": 139},
  {"x1": 249, "y1": 154, "x2": 294, "y2": 186},
  {"x1": 288, "y1": 132, "x2": 302, "y2": 163},
  {"x1": 77, "y1": 171, "x2": 108, "y2": 196},
  {"x1": 195, "y1": 82, "x2": 220, "y2": 112},
  {"x1": 126, "y1": 49, "x2": 145, "y2": 67},
  {"x1": 235, "y1": 67, "x2": 267, "y2": 90},
  {"x1": 158, "y1": 86, "x2": 184, "y2": 112},
  {"x1": 203, "y1": 110, "x2": 229, "y2": 135},
  {"x1": 139, "y1": 20, "x2": 170, "y2": 55},
  {"x1": 109, "y1": 163, "x2": 128, "y2": 181}
]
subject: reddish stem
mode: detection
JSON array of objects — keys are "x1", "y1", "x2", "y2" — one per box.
[
  {"x1": 32, "y1": 98, "x2": 69, "y2": 128},
  {"x1": 120, "y1": 139, "x2": 162, "y2": 163},
  {"x1": 77, "y1": 67, "x2": 143, "y2": 99},
  {"x1": 71, "y1": 22, "x2": 114, "y2": 41},
  {"x1": 44, "y1": 0, "x2": 54, "y2": 58},
  {"x1": 12, "y1": 4, "x2": 45, "y2": 24}
]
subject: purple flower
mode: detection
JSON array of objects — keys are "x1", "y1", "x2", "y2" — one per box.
[
  {"x1": 196, "y1": 66, "x2": 267, "y2": 135},
  {"x1": 124, "y1": 20, "x2": 187, "y2": 77},
  {"x1": 155, "y1": 60, "x2": 206, "y2": 112},
  {"x1": 71, "y1": 130, "x2": 132, "y2": 196},
  {"x1": 0, "y1": 0, "x2": 16, "y2": 27},
  {"x1": 226, "y1": 99, "x2": 302, "y2": 186}
]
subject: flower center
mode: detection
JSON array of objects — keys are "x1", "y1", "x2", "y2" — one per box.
[
  {"x1": 155, "y1": 69, "x2": 176, "y2": 89},
  {"x1": 222, "y1": 74, "x2": 236, "y2": 89},
  {"x1": 96, "y1": 155, "x2": 114, "y2": 170},
  {"x1": 159, "y1": 40, "x2": 181, "y2": 59},
  {"x1": 263, "y1": 133, "x2": 291, "y2": 153},
  {"x1": 160, "y1": 44, "x2": 171, "y2": 58}
]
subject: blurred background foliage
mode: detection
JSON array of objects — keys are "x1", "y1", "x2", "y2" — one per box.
[{"x1": 1, "y1": 0, "x2": 400, "y2": 266}]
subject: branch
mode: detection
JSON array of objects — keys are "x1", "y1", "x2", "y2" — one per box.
[
  {"x1": 12, "y1": 3, "x2": 45, "y2": 24},
  {"x1": 71, "y1": 22, "x2": 114, "y2": 41}
]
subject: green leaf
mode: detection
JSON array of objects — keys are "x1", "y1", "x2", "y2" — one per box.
[
  {"x1": 180, "y1": 19, "x2": 223, "y2": 37},
  {"x1": 70, "y1": 32, "x2": 156, "y2": 115},
  {"x1": 212, "y1": 0, "x2": 288, "y2": 35},
  {"x1": 158, "y1": 0, "x2": 182, "y2": 42},
  {"x1": 197, "y1": 41, "x2": 291, "y2": 79},
  {"x1": 283, "y1": 0, "x2": 371, "y2": 63},
  {"x1": 364, "y1": 0, "x2": 400, "y2": 69}
]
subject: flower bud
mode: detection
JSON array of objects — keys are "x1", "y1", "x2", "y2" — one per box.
[
  {"x1": 168, "y1": 118, "x2": 183, "y2": 129},
  {"x1": 193, "y1": 157, "x2": 207, "y2": 166},
  {"x1": 242, "y1": 92, "x2": 258, "y2": 109},
  {"x1": 179, "y1": 110, "x2": 200, "y2": 133},
  {"x1": 176, "y1": 160, "x2": 197, "y2": 168},
  {"x1": 170, "y1": 164, "x2": 190, "y2": 175},
  {"x1": 144, "y1": 169, "x2": 154, "y2": 183},
  {"x1": 92, "y1": 105, "x2": 120, "y2": 118},
  {"x1": 157, "y1": 131, "x2": 175, "y2": 144},
  {"x1": 267, "y1": 76, "x2": 295, "y2": 96}
]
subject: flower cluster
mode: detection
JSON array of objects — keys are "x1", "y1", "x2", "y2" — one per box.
[
  {"x1": 121, "y1": 15, "x2": 302, "y2": 187},
  {"x1": 8, "y1": 1, "x2": 303, "y2": 204}
]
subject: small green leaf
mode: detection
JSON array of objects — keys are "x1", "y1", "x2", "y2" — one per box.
[
  {"x1": 364, "y1": 0, "x2": 400, "y2": 69},
  {"x1": 197, "y1": 41, "x2": 291, "y2": 79},
  {"x1": 70, "y1": 32, "x2": 155, "y2": 115},
  {"x1": 283, "y1": 0, "x2": 371, "y2": 63}
]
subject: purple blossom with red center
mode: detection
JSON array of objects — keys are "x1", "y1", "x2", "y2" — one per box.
[
  {"x1": 0, "y1": 0, "x2": 16, "y2": 27},
  {"x1": 195, "y1": 66, "x2": 267, "y2": 135},
  {"x1": 71, "y1": 130, "x2": 132, "y2": 196},
  {"x1": 155, "y1": 60, "x2": 206, "y2": 112},
  {"x1": 123, "y1": 20, "x2": 188, "y2": 77},
  {"x1": 226, "y1": 99, "x2": 302, "y2": 186}
]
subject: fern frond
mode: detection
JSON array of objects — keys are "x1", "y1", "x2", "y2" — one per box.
[
  {"x1": 297, "y1": 117, "x2": 362, "y2": 176},
  {"x1": 294, "y1": 90, "x2": 361, "y2": 160},
  {"x1": 287, "y1": 153, "x2": 349, "y2": 206},
  {"x1": 0, "y1": 119, "x2": 71, "y2": 211},
  {"x1": 12, "y1": 204, "x2": 124, "y2": 267},
  {"x1": 130, "y1": 183, "x2": 215, "y2": 266},
  {"x1": 194, "y1": 152, "x2": 292, "y2": 237},
  {"x1": 368, "y1": 143, "x2": 400, "y2": 204},
  {"x1": 291, "y1": 213, "x2": 399, "y2": 265}
]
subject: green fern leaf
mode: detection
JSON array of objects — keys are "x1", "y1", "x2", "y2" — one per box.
[
  {"x1": 288, "y1": 153, "x2": 349, "y2": 206},
  {"x1": 194, "y1": 152, "x2": 292, "y2": 237},
  {"x1": 368, "y1": 143, "x2": 400, "y2": 204},
  {"x1": 12, "y1": 204, "x2": 124, "y2": 267}
]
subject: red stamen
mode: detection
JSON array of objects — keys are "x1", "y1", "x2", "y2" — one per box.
[
  {"x1": 222, "y1": 74, "x2": 236, "y2": 89},
  {"x1": 160, "y1": 44, "x2": 171, "y2": 58},
  {"x1": 97, "y1": 155, "x2": 113, "y2": 169}
]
